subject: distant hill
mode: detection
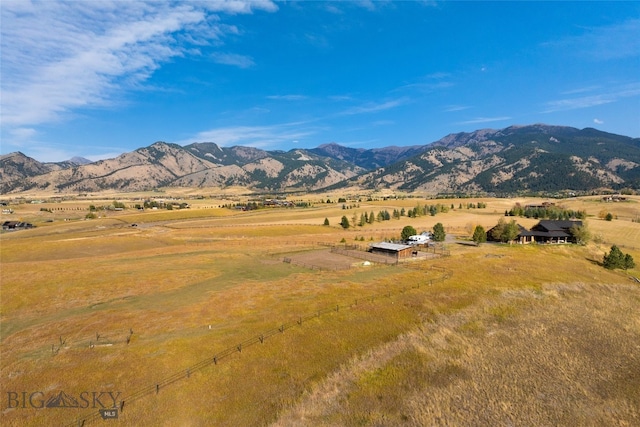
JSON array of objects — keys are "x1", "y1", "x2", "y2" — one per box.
[
  {"x1": 1, "y1": 124, "x2": 638, "y2": 194},
  {"x1": 350, "y1": 125, "x2": 640, "y2": 194}
]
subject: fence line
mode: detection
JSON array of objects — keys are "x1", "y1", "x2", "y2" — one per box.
[{"x1": 65, "y1": 265, "x2": 452, "y2": 427}]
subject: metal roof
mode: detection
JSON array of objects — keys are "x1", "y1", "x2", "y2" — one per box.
[{"x1": 369, "y1": 242, "x2": 413, "y2": 251}]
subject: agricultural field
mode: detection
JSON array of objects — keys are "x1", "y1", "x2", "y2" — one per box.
[{"x1": 1, "y1": 192, "x2": 639, "y2": 426}]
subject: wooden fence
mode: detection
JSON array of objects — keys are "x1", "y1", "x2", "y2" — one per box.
[{"x1": 65, "y1": 265, "x2": 452, "y2": 426}]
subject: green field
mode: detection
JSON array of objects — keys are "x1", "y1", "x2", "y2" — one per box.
[{"x1": 1, "y1": 194, "x2": 639, "y2": 426}]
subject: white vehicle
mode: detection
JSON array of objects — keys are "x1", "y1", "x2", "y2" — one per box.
[{"x1": 406, "y1": 232, "x2": 430, "y2": 245}]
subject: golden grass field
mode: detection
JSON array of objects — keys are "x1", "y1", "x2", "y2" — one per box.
[{"x1": 1, "y1": 192, "x2": 639, "y2": 426}]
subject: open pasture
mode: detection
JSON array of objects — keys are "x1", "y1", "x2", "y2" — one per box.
[{"x1": 1, "y1": 194, "x2": 639, "y2": 426}]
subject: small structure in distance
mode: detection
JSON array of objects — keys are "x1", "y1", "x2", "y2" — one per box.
[{"x1": 406, "y1": 232, "x2": 431, "y2": 246}]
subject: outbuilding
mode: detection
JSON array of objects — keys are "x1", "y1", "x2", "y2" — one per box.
[{"x1": 368, "y1": 242, "x2": 416, "y2": 260}]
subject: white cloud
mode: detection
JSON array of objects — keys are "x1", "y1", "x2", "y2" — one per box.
[
  {"x1": 543, "y1": 82, "x2": 640, "y2": 113},
  {"x1": 174, "y1": 122, "x2": 317, "y2": 148},
  {"x1": 545, "y1": 18, "x2": 640, "y2": 61},
  {"x1": 9, "y1": 127, "x2": 38, "y2": 141},
  {"x1": 340, "y1": 98, "x2": 408, "y2": 115},
  {"x1": 457, "y1": 116, "x2": 511, "y2": 125},
  {"x1": 266, "y1": 94, "x2": 308, "y2": 101},
  {"x1": 0, "y1": 1, "x2": 276, "y2": 129},
  {"x1": 443, "y1": 105, "x2": 471, "y2": 112},
  {"x1": 211, "y1": 52, "x2": 255, "y2": 68},
  {"x1": 561, "y1": 85, "x2": 601, "y2": 95},
  {"x1": 394, "y1": 72, "x2": 454, "y2": 94},
  {"x1": 324, "y1": 4, "x2": 343, "y2": 14},
  {"x1": 593, "y1": 118, "x2": 604, "y2": 125}
]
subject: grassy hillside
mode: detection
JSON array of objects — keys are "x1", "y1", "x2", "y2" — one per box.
[{"x1": 1, "y1": 194, "x2": 638, "y2": 426}]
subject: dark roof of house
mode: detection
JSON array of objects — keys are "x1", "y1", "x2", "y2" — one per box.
[{"x1": 534, "y1": 220, "x2": 582, "y2": 232}]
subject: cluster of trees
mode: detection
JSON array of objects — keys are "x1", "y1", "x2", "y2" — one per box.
[
  {"x1": 407, "y1": 203, "x2": 450, "y2": 218},
  {"x1": 489, "y1": 218, "x2": 520, "y2": 243},
  {"x1": 507, "y1": 203, "x2": 586, "y2": 220},
  {"x1": 400, "y1": 224, "x2": 446, "y2": 242},
  {"x1": 603, "y1": 245, "x2": 635, "y2": 270},
  {"x1": 598, "y1": 209, "x2": 615, "y2": 221},
  {"x1": 459, "y1": 202, "x2": 487, "y2": 209},
  {"x1": 337, "y1": 210, "x2": 398, "y2": 229}
]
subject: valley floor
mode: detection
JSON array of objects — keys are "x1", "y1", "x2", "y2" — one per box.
[{"x1": 1, "y1": 195, "x2": 639, "y2": 426}]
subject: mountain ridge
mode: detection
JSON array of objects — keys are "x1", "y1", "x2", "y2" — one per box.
[{"x1": 2, "y1": 124, "x2": 639, "y2": 194}]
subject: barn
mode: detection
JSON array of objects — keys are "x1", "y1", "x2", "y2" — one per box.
[{"x1": 368, "y1": 242, "x2": 416, "y2": 260}]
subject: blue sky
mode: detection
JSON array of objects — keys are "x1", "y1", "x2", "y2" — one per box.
[{"x1": 1, "y1": 1, "x2": 639, "y2": 162}]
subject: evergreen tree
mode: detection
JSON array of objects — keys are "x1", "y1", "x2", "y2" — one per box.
[
  {"x1": 472, "y1": 225, "x2": 487, "y2": 245},
  {"x1": 323, "y1": 218, "x2": 330, "y2": 226},
  {"x1": 603, "y1": 245, "x2": 625, "y2": 269},
  {"x1": 432, "y1": 223, "x2": 446, "y2": 242},
  {"x1": 340, "y1": 216, "x2": 350, "y2": 229},
  {"x1": 602, "y1": 245, "x2": 635, "y2": 270},
  {"x1": 624, "y1": 254, "x2": 635, "y2": 270},
  {"x1": 401, "y1": 225, "x2": 417, "y2": 241}
]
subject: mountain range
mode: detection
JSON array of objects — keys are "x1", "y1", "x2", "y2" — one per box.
[{"x1": 1, "y1": 124, "x2": 639, "y2": 195}]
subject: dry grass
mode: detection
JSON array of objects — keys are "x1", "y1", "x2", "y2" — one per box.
[
  {"x1": 273, "y1": 283, "x2": 640, "y2": 426},
  {"x1": 1, "y1": 195, "x2": 639, "y2": 426}
]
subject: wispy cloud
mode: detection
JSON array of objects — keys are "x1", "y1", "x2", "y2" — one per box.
[
  {"x1": 395, "y1": 72, "x2": 454, "y2": 93},
  {"x1": 267, "y1": 94, "x2": 308, "y2": 101},
  {"x1": 211, "y1": 52, "x2": 255, "y2": 68},
  {"x1": 324, "y1": 4, "x2": 344, "y2": 14},
  {"x1": 561, "y1": 85, "x2": 601, "y2": 95},
  {"x1": 0, "y1": 1, "x2": 276, "y2": 129},
  {"x1": 543, "y1": 82, "x2": 640, "y2": 113},
  {"x1": 593, "y1": 118, "x2": 604, "y2": 125},
  {"x1": 174, "y1": 122, "x2": 317, "y2": 148},
  {"x1": 457, "y1": 116, "x2": 511, "y2": 125},
  {"x1": 545, "y1": 18, "x2": 640, "y2": 61},
  {"x1": 339, "y1": 98, "x2": 408, "y2": 115},
  {"x1": 443, "y1": 105, "x2": 471, "y2": 112}
]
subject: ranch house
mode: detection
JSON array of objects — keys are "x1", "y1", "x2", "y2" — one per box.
[{"x1": 517, "y1": 220, "x2": 582, "y2": 244}]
